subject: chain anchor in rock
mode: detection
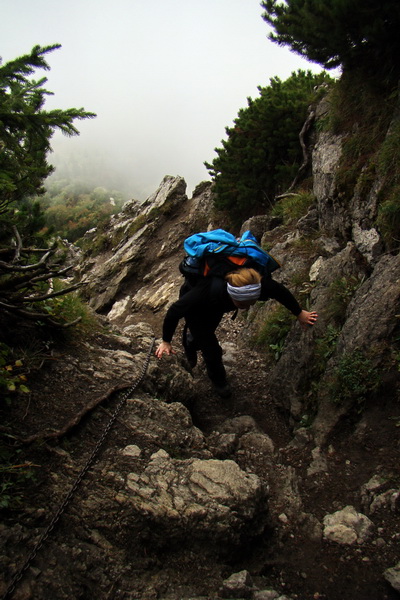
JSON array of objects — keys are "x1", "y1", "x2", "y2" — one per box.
[{"x1": 1, "y1": 337, "x2": 155, "y2": 600}]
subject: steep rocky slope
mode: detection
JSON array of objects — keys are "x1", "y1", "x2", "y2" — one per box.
[{"x1": 1, "y1": 94, "x2": 399, "y2": 600}]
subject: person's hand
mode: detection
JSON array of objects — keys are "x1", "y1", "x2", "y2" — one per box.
[
  {"x1": 297, "y1": 310, "x2": 318, "y2": 330},
  {"x1": 155, "y1": 341, "x2": 176, "y2": 358}
]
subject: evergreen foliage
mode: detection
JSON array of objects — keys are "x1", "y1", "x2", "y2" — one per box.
[
  {"x1": 0, "y1": 44, "x2": 96, "y2": 330},
  {"x1": 205, "y1": 70, "x2": 332, "y2": 225},
  {"x1": 261, "y1": 0, "x2": 400, "y2": 86},
  {"x1": 0, "y1": 44, "x2": 96, "y2": 215}
]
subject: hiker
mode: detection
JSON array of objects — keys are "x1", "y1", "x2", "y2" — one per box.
[{"x1": 155, "y1": 265, "x2": 318, "y2": 397}]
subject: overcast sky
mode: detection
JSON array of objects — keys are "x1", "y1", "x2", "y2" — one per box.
[{"x1": 2, "y1": 0, "x2": 326, "y2": 199}]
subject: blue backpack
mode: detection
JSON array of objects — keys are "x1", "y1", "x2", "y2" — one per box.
[{"x1": 179, "y1": 229, "x2": 280, "y2": 283}]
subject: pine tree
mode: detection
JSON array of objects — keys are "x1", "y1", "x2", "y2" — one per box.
[
  {"x1": 0, "y1": 45, "x2": 96, "y2": 329},
  {"x1": 0, "y1": 44, "x2": 96, "y2": 216},
  {"x1": 205, "y1": 70, "x2": 332, "y2": 225},
  {"x1": 261, "y1": 0, "x2": 400, "y2": 86}
]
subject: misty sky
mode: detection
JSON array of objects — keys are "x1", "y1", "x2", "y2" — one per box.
[{"x1": 2, "y1": 0, "x2": 327, "y2": 199}]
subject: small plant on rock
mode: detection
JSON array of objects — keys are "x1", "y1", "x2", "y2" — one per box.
[
  {"x1": 272, "y1": 191, "x2": 316, "y2": 224},
  {"x1": 327, "y1": 350, "x2": 379, "y2": 406},
  {"x1": 326, "y1": 275, "x2": 364, "y2": 326},
  {"x1": 253, "y1": 303, "x2": 294, "y2": 361}
]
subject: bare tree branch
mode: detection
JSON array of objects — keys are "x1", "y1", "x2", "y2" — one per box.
[
  {"x1": 0, "y1": 301, "x2": 52, "y2": 318},
  {"x1": 47, "y1": 316, "x2": 83, "y2": 328},
  {"x1": 19, "y1": 383, "x2": 133, "y2": 444},
  {"x1": 11, "y1": 226, "x2": 23, "y2": 263},
  {"x1": 20, "y1": 282, "x2": 84, "y2": 302},
  {"x1": 10, "y1": 265, "x2": 74, "y2": 291},
  {"x1": 284, "y1": 108, "x2": 316, "y2": 194},
  {"x1": 0, "y1": 248, "x2": 54, "y2": 271}
]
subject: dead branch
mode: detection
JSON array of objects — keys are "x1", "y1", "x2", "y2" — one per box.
[
  {"x1": 11, "y1": 226, "x2": 23, "y2": 263},
  {"x1": 0, "y1": 249, "x2": 54, "y2": 271},
  {"x1": 20, "y1": 282, "x2": 85, "y2": 303},
  {"x1": 0, "y1": 302, "x2": 83, "y2": 327},
  {"x1": 9, "y1": 265, "x2": 75, "y2": 291},
  {"x1": 0, "y1": 300, "x2": 49, "y2": 317},
  {"x1": 275, "y1": 192, "x2": 301, "y2": 200},
  {"x1": 0, "y1": 247, "x2": 55, "y2": 255},
  {"x1": 0, "y1": 229, "x2": 83, "y2": 328},
  {"x1": 46, "y1": 316, "x2": 83, "y2": 328},
  {"x1": 283, "y1": 108, "x2": 316, "y2": 195},
  {"x1": 18, "y1": 383, "x2": 134, "y2": 445}
]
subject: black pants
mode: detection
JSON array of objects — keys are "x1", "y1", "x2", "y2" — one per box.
[{"x1": 180, "y1": 283, "x2": 227, "y2": 387}]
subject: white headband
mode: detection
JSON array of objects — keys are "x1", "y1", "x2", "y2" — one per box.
[{"x1": 226, "y1": 282, "x2": 261, "y2": 302}]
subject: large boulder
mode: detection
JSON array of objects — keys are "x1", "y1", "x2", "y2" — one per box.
[{"x1": 116, "y1": 449, "x2": 267, "y2": 546}]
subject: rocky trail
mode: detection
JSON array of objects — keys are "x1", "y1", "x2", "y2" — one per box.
[
  {"x1": 1, "y1": 137, "x2": 400, "y2": 598},
  {"x1": 1, "y1": 304, "x2": 399, "y2": 600}
]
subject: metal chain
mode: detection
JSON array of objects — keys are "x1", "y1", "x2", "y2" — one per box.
[{"x1": 1, "y1": 337, "x2": 155, "y2": 600}]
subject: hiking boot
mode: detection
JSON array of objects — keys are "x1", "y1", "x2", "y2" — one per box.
[{"x1": 212, "y1": 382, "x2": 232, "y2": 398}]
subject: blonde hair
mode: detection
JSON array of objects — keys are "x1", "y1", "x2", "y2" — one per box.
[{"x1": 225, "y1": 268, "x2": 262, "y2": 287}]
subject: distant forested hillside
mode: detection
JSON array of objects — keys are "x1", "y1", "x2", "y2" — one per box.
[{"x1": 38, "y1": 180, "x2": 125, "y2": 243}]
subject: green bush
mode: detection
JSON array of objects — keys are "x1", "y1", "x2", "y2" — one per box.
[
  {"x1": 376, "y1": 119, "x2": 400, "y2": 247},
  {"x1": 328, "y1": 350, "x2": 379, "y2": 405},
  {"x1": 326, "y1": 276, "x2": 364, "y2": 326},
  {"x1": 272, "y1": 192, "x2": 315, "y2": 224},
  {"x1": 313, "y1": 325, "x2": 340, "y2": 378},
  {"x1": 261, "y1": 0, "x2": 400, "y2": 87},
  {"x1": 377, "y1": 193, "x2": 400, "y2": 249},
  {"x1": 253, "y1": 304, "x2": 294, "y2": 360},
  {"x1": 39, "y1": 279, "x2": 99, "y2": 333},
  {"x1": 205, "y1": 70, "x2": 333, "y2": 226},
  {"x1": 326, "y1": 71, "x2": 396, "y2": 201}
]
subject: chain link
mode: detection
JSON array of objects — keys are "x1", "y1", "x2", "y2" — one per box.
[{"x1": 1, "y1": 338, "x2": 155, "y2": 600}]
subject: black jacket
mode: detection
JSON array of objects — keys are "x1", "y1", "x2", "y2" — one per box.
[{"x1": 162, "y1": 276, "x2": 302, "y2": 343}]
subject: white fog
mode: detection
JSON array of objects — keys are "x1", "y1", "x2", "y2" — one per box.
[{"x1": 2, "y1": 0, "x2": 325, "y2": 200}]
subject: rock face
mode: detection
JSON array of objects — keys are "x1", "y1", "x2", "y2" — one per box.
[
  {"x1": 236, "y1": 96, "x2": 399, "y2": 442},
  {"x1": 79, "y1": 176, "x2": 214, "y2": 315},
  {"x1": 118, "y1": 450, "x2": 266, "y2": 545}
]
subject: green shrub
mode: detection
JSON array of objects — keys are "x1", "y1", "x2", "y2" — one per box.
[
  {"x1": 377, "y1": 188, "x2": 400, "y2": 249},
  {"x1": 205, "y1": 70, "x2": 333, "y2": 226},
  {"x1": 272, "y1": 192, "x2": 315, "y2": 224},
  {"x1": 314, "y1": 325, "x2": 340, "y2": 377},
  {"x1": 40, "y1": 279, "x2": 99, "y2": 333},
  {"x1": 327, "y1": 72, "x2": 396, "y2": 201},
  {"x1": 326, "y1": 276, "x2": 364, "y2": 326},
  {"x1": 253, "y1": 304, "x2": 294, "y2": 360},
  {"x1": 327, "y1": 350, "x2": 379, "y2": 406}
]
